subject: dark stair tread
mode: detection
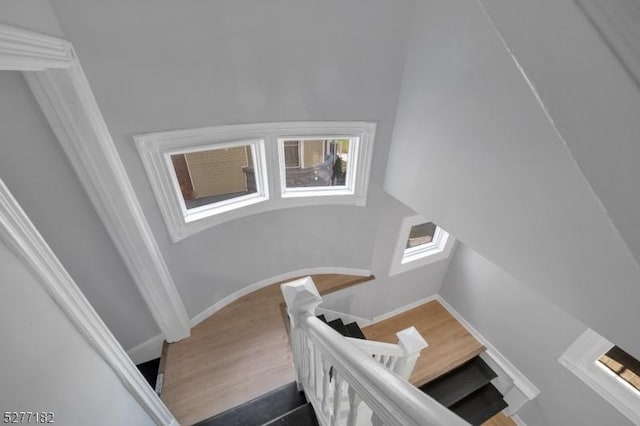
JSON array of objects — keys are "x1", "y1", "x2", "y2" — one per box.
[
  {"x1": 317, "y1": 314, "x2": 327, "y2": 323},
  {"x1": 345, "y1": 322, "x2": 366, "y2": 339},
  {"x1": 135, "y1": 357, "x2": 160, "y2": 390},
  {"x1": 420, "y1": 356, "x2": 497, "y2": 407},
  {"x1": 449, "y1": 383, "x2": 508, "y2": 426},
  {"x1": 328, "y1": 318, "x2": 348, "y2": 336},
  {"x1": 193, "y1": 381, "x2": 306, "y2": 426},
  {"x1": 263, "y1": 403, "x2": 318, "y2": 426}
]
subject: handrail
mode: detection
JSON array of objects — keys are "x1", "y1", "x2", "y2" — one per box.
[
  {"x1": 345, "y1": 337, "x2": 403, "y2": 357},
  {"x1": 282, "y1": 276, "x2": 469, "y2": 426}
]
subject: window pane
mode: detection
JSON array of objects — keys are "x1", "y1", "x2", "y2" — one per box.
[
  {"x1": 171, "y1": 145, "x2": 256, "y2": 210},
  {"x1": 284, "y1": 138, "x2": 351, "y2": 188},
  {"x1": 599, "y1": 346, "x2": 640, "y2": 392},
  {"x1": 406, "y1": 222, "x2": 437, "y2": 249}
]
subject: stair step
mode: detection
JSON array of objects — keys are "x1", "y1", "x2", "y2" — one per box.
[
  {"x1": 317, "y1": 314, "x2": 327, "y2": 323},
  {"x1": 345, "y1": 322, "x2": 366, "y2": 339},
  {"x1": 135, "y1": 357, "x2": 160, "y2": 390},
  {"x1": 328, "y1": 318, "x2": 348, "y2": 336},
  {"x1": 263, "y1": 403, "x2": 318, "y2": 426},
  {"x1": 449, "y1": 383, "x2": 508, "y2": 426},
  {"x1": 193, "y1": 381, "x2": 306, "y2": 426},
  {"x1": 420, "y1": 356, "x2": 497, "y2": 407}
]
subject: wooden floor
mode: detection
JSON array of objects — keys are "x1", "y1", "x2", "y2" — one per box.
[
  {"x1": 482, "y1": 412, "x2": 517, "y2": 426},
  {"x1": 161, "y1": 274, "x2": 373, "y2": 426},
  {"x1": 362, "y1": 300, "x2": 485, "y2": 387},
  {"x1": 161, "y1": 275, "x2": 485, "y2": 425}
]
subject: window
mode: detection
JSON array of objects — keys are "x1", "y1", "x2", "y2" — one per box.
[
  {"x1": 135, "y1": 121, "x2": 375, "y2": 242},
  {"x1": 389, "y1": 215, "x2": 455, "y2": 276},
  {"x1": 559, "y1": 329, "x2": 640, "y2": 424},
  {"x1": 166, "y1": 141, "x2": 266, "y2": 221},
  {"x1": 599, "y1": 346, "x2": 640, "y2": 393},
  {"x1": 278, "y1": 137, "x2": 357, "y2": 197}
]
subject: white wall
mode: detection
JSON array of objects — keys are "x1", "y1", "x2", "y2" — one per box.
[
  {"x1": 481, "y1": 0, "x2": 640, "y2": 272},
  {"x1": 50, "y1": 0, "x2": 434, "y2": 321},
  {"x1": 0, "y1": 240, "x2": 155, "y2": 426},
  {"x1": 385, "y1": 0, "x2": 640, "y2": 357},
  {"x1": 440, "y1": 244, "x2": 633, "y2": 426},
  {"x1": 0, "y1": 71, "x2": 159, "y2": 351},
  {"x1": 321, "y1": 192, "x2": 452, "y2": 319}
]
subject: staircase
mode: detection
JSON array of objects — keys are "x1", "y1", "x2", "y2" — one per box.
[
  {"x1": 317, "y1": 314, "x2": 366, "y2": 340},
  {"x1": 420, "y1": 356, "x2": 508, "y2": 425},
  {"x1": 193, "y1": 381, "x2": 318, "y2": 426}
]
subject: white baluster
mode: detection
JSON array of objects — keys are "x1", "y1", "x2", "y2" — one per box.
[
  {"x1": 322, "y1": 355, "x2": 331, "y2": 416},
  {"x1": 315, "y1": 346, "x2": 323, "y2": 399},
  {"x1": 346, "y1": 384, "x2": 361, "y2": 426},
  {"x1": 331, "y1": 372, "x2": 344, "y2": 426},
  {"x1": 393, "y1": 326, "x2": 428, "y2": 380},
  {"x1": 378, "y1": 354, "x2": 385, "y2": 366}
]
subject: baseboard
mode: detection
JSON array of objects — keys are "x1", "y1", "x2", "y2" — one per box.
[
  {"x1": 127, "y1": 334, "x2": 165, "y2": 365},
  {"x1": 435, "y1": 296, "x2": 540, "y2": 401},
  {"x1": 190, "y1": 267, "x2": 372, "y2": 327},
  {"x1": 316, "y1": 306, "x2": 372, "y2": 327},
  {"x1": 511, "y1": 414, "x2": 527, "y2": 426},
  {"x1": 370, "y1": 295, "x2": 439, "y2": 325}
]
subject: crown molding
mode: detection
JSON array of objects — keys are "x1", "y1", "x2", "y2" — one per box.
[
  {"x1": 0, "y1": 179, "x2": 177, "y2": 425},
  {"x1": 0, "y1": 23, "x2": 72, "y2": 71},
  {"x1": 0, "y1": 22, "x2": 190, "y2": 342}
]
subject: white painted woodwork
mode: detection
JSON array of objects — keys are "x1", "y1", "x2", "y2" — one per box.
[
  {"x1": 282, "y1": 276, "x2": 469, "y2": 426},
  {"x1": 0, "y1": 178, "x2": 177, "y2": 425},
  {"x1": 0, "y1": 22, "x2": 191, "y2": 342},
  {"x1": 0, "y1": 23, "x2": 71, "y2": 70},
  {"x1": 135, "y1": 122, "x2": 376, "y2": 242}
]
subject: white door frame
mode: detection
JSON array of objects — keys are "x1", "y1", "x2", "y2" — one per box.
[{"x1": 0, "y1": 22, "x2": 185, "y2": 425}]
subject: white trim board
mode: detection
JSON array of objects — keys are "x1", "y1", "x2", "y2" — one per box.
[
  {"x1": 135, "y1": 121, "x2": 376, "y2": 242},
  {"x1": 0, "y1": 179, "x2": 177, "y2": 425},
  {"x1": 128, "y1": 267, "x2": 373, "y2": 362},
  {"x1": 190, "y1": 267, "x2": 372, "y2": 327},
  {"x1": 559, "y1": 328, "x2": 640, "y2": 425},
  {"x1": 0, "y1": 22, "x2": 191, "y2": 342},
  {"x1": 511, "y1": 414, "x2": 527, "y2": 426},
  {"x1": 370, "y1": 295, "x2": 440, "y2": 324},
  {"x1": 436, "y1": 296, "x2": 540, "y2": 401},
  {"x1": 127, "y1": 334, "x2": 165, "y2": 366}
]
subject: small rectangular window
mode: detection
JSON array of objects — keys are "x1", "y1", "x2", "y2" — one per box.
[
  {"x1": 278, "y1": 137, "x2": 357, "y2": 196},
  {"x1": 166, "y1": 139, "x2": 268, "y2": 222},
  {"x1": 402, "y1": 222, "x2": 449, "y2": 264},
  {"x1": 599, "y1": 346, "x2": 640, "y2": 393}
]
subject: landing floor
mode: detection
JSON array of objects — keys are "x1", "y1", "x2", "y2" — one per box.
[
  {"x1": 362, "y1": 299, "x2": 485, "y2": 387},
  {"x1": 160, "y1": 274, "x2": 372, "y2": 426}
]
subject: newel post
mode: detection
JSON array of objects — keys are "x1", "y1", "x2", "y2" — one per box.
[
  {"x1": 393, "y1": 326, "x2": 429, "y2": 380},
  {"x1": 281, "y1": 276, "x2": 323, "y2": 390}
]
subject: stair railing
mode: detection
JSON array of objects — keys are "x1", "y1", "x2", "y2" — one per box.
[
  {"x1": 282, "y1": 276, "x2": 469, "y2": 426},
  {"x1": 345, "y1": 325, "x2": 427, "y2": 381}
]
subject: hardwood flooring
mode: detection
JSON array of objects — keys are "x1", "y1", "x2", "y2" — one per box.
[
  {"x1": 362, "y1": 300, "x2": 485, "y2": 387},
  {"x1": 482, "y1": 412, "x2": 517, "y2": 426},
  {"x1": 161, "y1": 275, "x2": 484, "y2": 425},
  {"x1": 160, "y1": 274, "x2": 373, "y2": 426}
]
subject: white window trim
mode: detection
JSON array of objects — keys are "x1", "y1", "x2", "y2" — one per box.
[
  {"x1": 559, "y1": 328, "x2": 640, "y2": 425},
  {"x1": 166, "y1": 139, "x2": 269, "y2": 223},
  {"x1": 277, "y1": 135, "x2": 358, "y2": 199},
  {"x1": 389, "y1": 215, "x2": 455, "y2": 276},
  {"x1": 135, "y1": 121, "x2": 375, "y2": 242}
]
